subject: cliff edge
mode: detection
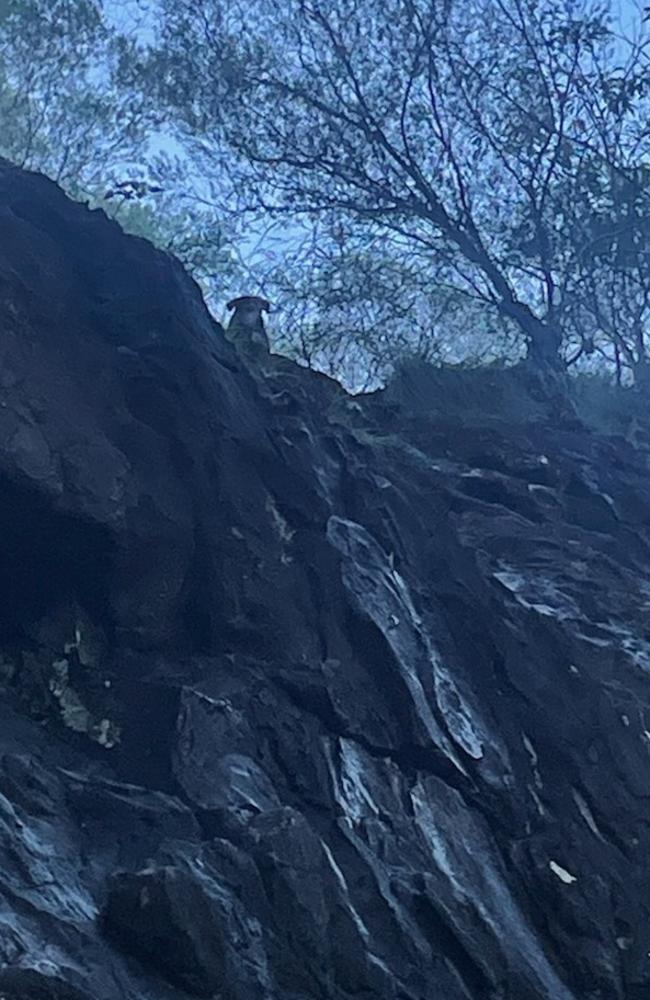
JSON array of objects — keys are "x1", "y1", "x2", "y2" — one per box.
[{"x1": 0, "y1": 161, "x2": 649, "y2": 1000}]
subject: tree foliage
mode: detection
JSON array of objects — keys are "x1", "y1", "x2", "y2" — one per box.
[
  {"x1": 3, "y1": 0, "x2": 650, "y2": 385},
  {"x1": 0, "y1": 0, "x2": 237, "y2": 307},
  {"x1": 0, "y1": 0, "x2": 143, "y2": 189},
  {"x1": 141, "y1": 0, "x2": 650, "y2": 381}
]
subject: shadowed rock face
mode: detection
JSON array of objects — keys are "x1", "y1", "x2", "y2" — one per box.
[{"x1": 1, "y1": 160, "x2": 650, "y2": 1000}]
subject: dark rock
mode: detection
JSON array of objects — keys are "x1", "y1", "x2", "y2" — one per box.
[
  {"x1": 102, "y1": 863, "x2": 271, "y2": 998},
  {"x1": 0, "y1": 967, "x2": 92, "y2": 1000},
  {"x1": 2, "y1": 160, "x2": 650, "y2": 999}
]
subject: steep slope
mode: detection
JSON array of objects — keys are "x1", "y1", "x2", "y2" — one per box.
[{"x1": 0, "y1": 160, "x2": 649, "y2": 1000}]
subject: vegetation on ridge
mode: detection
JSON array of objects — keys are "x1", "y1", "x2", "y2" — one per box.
[{"x1": 2, "y1": 0, "x2": 650, "y2": 389}]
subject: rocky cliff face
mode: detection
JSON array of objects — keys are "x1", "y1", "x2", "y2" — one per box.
[{"x1": 1, "y1": 160, "x2": 650, "y2": 1000}]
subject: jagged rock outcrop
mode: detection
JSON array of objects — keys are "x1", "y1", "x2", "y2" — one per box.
[{"x1": 1, "y1": 159, "x2": 650, "y2": 999}]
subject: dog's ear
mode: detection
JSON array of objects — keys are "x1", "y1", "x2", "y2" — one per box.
[
  {"x1": 226, "y1": 298, "x2": 237, "y2": 311},
  {"x1": 261, "y1": 299, "x2": 271, "y2": 313}
]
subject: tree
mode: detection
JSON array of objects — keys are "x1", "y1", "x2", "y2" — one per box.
[
  {"x1": 0, "y1": 0, "x2": 147, "y2": 191},
  {"x1": 6, "y1": 0, "x2": 650, "y2": 385},
  {"x1": 0, "y1": 0, "x2": 238, "y2": 308},
  {"x1": 139, "y1": 0, "x2": 650, "y2": 377},
  {"x1": 561, "y1": 161, "x2": 650, "y2": 386},
  {"x1": 262, "y1": 219, "x2": 518, "y2": 388}
]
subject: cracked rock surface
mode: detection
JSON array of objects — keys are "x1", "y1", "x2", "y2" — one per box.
[{"x1": 1, "y1": 159, "x2": 650, "y2": 999}]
